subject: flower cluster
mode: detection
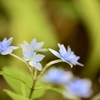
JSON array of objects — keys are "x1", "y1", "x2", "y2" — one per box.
[
  {"x1": 41, "y1": 67, "x2": 93, "y2": 99},
  {"x1": 0, "y1": 37, "x2": 93, "y2": 99},
  {"x1": 20, "y1": 39, "x2": 45, "y2": 71},
  {"x1": 0, "y1": 37, "x2": 45, "y2": 71},
  {"x1": 0, "y1": 37, "x2": 83, "y2": 71}
]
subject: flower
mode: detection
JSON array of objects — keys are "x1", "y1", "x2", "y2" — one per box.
[
  {"x1": 41, "y1": 67, "x2": 74, "y2": 84},
  {"x1": 20, "y1": 43, "x2": 45, "y2": 71},
  {"x1": 23, "y1": 38, "x2": 47, "y2": 52},
  {"x1": 64, "y1": 78, "x2": 93, "y2": 98},
  {"x1": 49, "y1": 44, "x2": 83, "y2": 68},
  {"x1": 0, "y1": 37, "x2": 18, "y2": 55}
]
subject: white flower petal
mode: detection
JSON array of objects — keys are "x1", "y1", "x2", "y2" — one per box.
[
  {"x1": 30, "y1": 38, "x2": 37, "y2": 48},
  {"x1": 23, "y1": 52, "x2": 31, "y2": 61},
  {"x1": 2, "y1": 37, "x2": 13, "y2": 47},
  {"x1": 58, "y1": 43, "x2": 67, "y2": 56},
  {"x1": 10, "y1": 46, "x2": 19, "y2": 50},
  {"x1": 1, "y1": 46, "x2": 18, "y2": 55},
  {"x1": 5, "y1": 37, "x2": 13, "y2": 47},
  {"x1": 29, "y1": 61, "x2": 42, "y2": 71},
  {"x1": 1, "y1": 47, "x2": 13, "y2": 55},
  {"x1": 49, "y1": 48, "x2": 61, "y2": 58},
  {"x1": 20, "y1": 43, "x2": 34, "y2": 59},
  {"x1": 32, "y1": 54, "x2": 45, "y2": 62},
  {"x1": 33, "y1": 42, "x2": 44, "y2": 50},
  {"x1": 24, "y1": 41, "x2": 30, "y2": 46}
]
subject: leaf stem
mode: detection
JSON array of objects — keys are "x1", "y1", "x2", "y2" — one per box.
[
  {"x1": 29, "y1": 59, "x2": 62, "y2": 99},
  {"x1": 29, "y1": 68, "x2": 37, "y2": 99},
  {"x1": 37, "y1": 59, "x2": 63, "y2": 80},
  {"x1": 9, "y1": 53, "x2": 34, "y2": 79}
]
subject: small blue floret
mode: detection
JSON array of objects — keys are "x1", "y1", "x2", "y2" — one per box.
[
  {"x1": 0, "y1": 37, "x2": 18, "y2": 55},
  {"x1": 49, "y1": 44, "x2": 83, "y2": 68},
  {"x1": 20, "y1": 42, "x2": 45, "y2": 71}
]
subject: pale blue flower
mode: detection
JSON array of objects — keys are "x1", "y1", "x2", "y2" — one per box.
[
  {"x1": 0, "y1": 37, "x2": 18, "y2": 55},
  {"x1": 24, "y1": 38, "x2": 47, "y2": 52},
  {"x1": 28, "y1": 53, "x2": 45, "y2": 71},
  {"x1": 20, "y1": 43, "x2": 34, "y2": 61},
  {"x1": 20, "y1": 43, "x2": 45, "y2": 71},
  {"x1": 49, "y1": 44, "x2": 83, "y2": 68},
  {"x1": 41, "y1": 68, "x2": 73, "y2": 84},
  {"x1": 64, "y1": 78, "x2": 93, "y2": 98}
]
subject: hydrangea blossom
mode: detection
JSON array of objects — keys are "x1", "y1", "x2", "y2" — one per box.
[
  {"x1": 64, "y1": 78, "x2": 93, "y2": 98},
  {"x1": 41, "y1": 67, "x2": 74, "y2": 84},
  {"x1": 20, "y1": 43, "x2": 45, "y2": 71},
  {"x1": 0, "y1": 37, "x2": 18, "y2": 55},
  {"x1": 23, "y1": 38, "x2": 47, "y2": 52},
  {"x1": 49, "y1": 44, "x2": 83, "y2": 68}
]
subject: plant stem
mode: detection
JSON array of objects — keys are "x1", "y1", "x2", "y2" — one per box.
[
  {"x1": 29, "y1": 68, "x2": 37, "y2": 99},
  {"x1": 9, "y1": 53, "x2": 34, "y2": 79},
  {"x1": 37, "y1": 59, "x2": 63, "y2": 80},
  {"x1": 28, "y1": 59, "x2": 62, "y2": 99}
]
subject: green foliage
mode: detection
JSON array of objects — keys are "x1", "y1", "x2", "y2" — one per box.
[
  {"x1": 4, "y1": 90, "x2": 30, "y2": 100},
  {"x1": 0, "y1": 0, "x2": 100, "y2": 99},
  {"x1": 45, "y1": 86, "x2": 65, "y2": 95},
  {"x1": 0, "y1": 66, "x2": 81, "y2": 100},
  {"x1": 73, "y1": 0, "x2": 100, "y2": 78},
  {"x1": 1, "y1": 0, "x2": 58, "y2": 48},
  {"x1": 55, "y1": 1, "x2": 78, "y2": 19},
  {"x1": 0, "y1": 66, "x2": 46, "y2": 99}
]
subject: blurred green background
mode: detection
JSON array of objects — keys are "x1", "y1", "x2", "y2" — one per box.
[{"x1": 0, "y1": 0, "x2": 100, "y2": 100}]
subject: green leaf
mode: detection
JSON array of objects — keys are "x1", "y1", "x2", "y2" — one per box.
[
  {"x1": 0, "y1": 71, "x2": 30, "y2": 89},
  {"x1": 1, "y1": 66, "x2": 46, "y2": 99},
  {"x1": 31, "y1": 81, "x2": 46, "y2": 99},
  {"x1": 1, "y1": 0, "x2": 58, "y2": 48},
  {"x1": 55, "y1": 1, "x2": 78, "y2": 19},
  {"x1": 45, "y1": 86, "x2": 65, "y2": 95},
  {"x1": 4, "y1": 90, "x2": 30, "y2": 100},
  {"x1": 2, "y1": 67, "x2": 32, "y2": 97},
  {"x1": 73, "y1": 0, "x2": 100, "y2": 79},
  {"x1": 73, "y1": 98, "x2": 81, "y2": 100}
]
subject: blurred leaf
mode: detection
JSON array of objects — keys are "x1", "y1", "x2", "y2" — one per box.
[
  {"x1": 2, "y1": 67, "x2": 32, "y2": 96},
  {"x1": 55, "y1": 1, "x2": 78, "y2": 19},
  {"x1": 0, "y1": 71, "x2": 30, "y2": 88},
  {"x1": 1, "y1": 0, "x2": 58, "y2": 69},
  {"x1": 4, "y1": 90, "x2": 30, "y2": 100},
  {"x1": 1, "y1": 0, "x2": 58, "y2": 48},
  {"x1": 73, "y1": 0, "x2": 100, "y2": 78},
  {"x1": 74, "y1": 98, "x2": 81, "y2": 100},
  {"x1": 2, "y1": 66, "x2": 46, "y2": 99},
  {"x1": 31, "y1": 81, "x2": 46, "y2": 99},
  {"x1": 45, "y1": 86, "x2": 65, "y2": 95}
]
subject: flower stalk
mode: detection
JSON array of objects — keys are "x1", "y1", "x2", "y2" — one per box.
[
  {"x1": 29, "y1": 59, "x2": 63, "y2": 99},
  {"x1": 37, "y1": 59, "x2": 63, "y2": 80},
  {"x1": 29, "y1": 68, "x2": 38, "y2": 99},
  {"x1": 9, "y1": 53, "x2": 34, "y2": 79}
]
